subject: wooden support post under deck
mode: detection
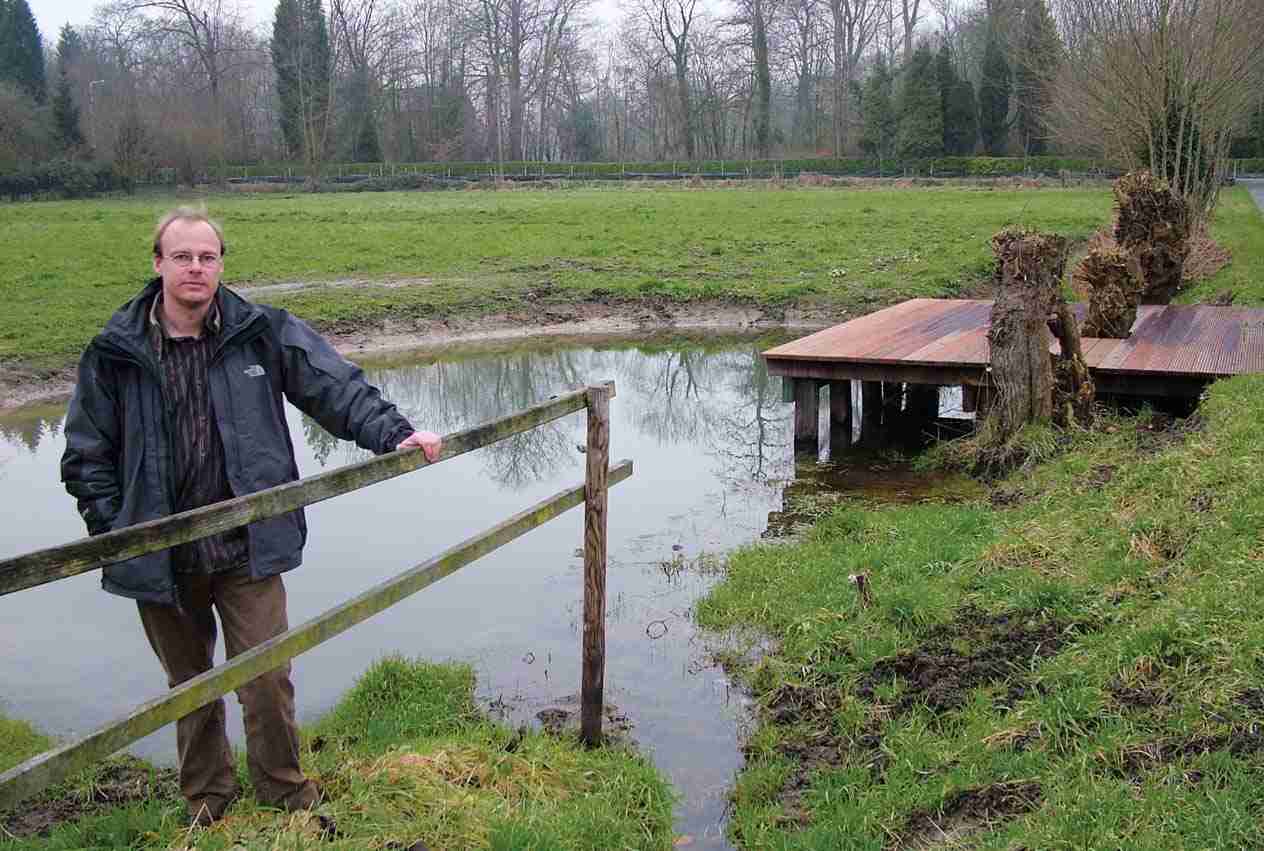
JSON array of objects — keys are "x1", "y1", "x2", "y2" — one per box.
[
  {"x1": 581, "y1": 384, "x2": 610, "y2": 748},
  {"x1": 860, "y1": 381, "x2": 883, "y2": 444},
  {"x1": 906, "y1": 384, "x2": 940, "y2": 421},
  {"x1": 961, "y1": 384, "x2": 978, "y2": 414},
  {"x1": 882, "y1": 382, "x2": 905, "y2": 420},
  {"x1": 793, "y1": 379, "x2": 820, "y2": 455},
  {"x1": 829, "y1": 381, "x2": 852, "y2": 455}
]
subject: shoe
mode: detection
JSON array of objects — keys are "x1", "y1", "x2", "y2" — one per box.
[
  {"x1": 188, "y1": 792, "x2": 236, "y2": 827},
  {"x1": 281, "y1": 779, "x2": 322, "y2": 812}
]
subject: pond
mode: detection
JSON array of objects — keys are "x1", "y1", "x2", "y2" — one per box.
[{"x1": 0, "y1": 332, "x2": 976, "y2": 848}]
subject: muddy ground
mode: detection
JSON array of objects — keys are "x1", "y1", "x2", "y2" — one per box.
[
  {"x1": 744, "y1": 605, "x2": 1096, "y2": 843},
  {"x1": 0, "y1": 292, "x2": 838, "y2": 414},
  {"x1": 1, "y1": 756, "x2": 179, "y2": 838}
]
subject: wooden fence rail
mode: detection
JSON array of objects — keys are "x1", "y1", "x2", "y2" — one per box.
[
  {"x1": 0, "y1": 384, "x2": 609, "y2": 597},
  {"x1": 0, "y1": 382, "x2": 626, "y2": 811}
]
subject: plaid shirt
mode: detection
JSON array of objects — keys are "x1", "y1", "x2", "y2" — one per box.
[{"x1": 150, "y1": 292, "x2": 249, "y2": 574}]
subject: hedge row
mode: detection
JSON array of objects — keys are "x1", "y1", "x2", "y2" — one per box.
[
  {"x1": 227, "y1": 155, "x2": 1110, "y2": 182},
  {"x1": 0, "y1": 160, "x2": 121, "y2": 200}
]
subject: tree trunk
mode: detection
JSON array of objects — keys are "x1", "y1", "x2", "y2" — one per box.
[
  {"x1": 985, "y1": 228, "x2": 1066, "y2": 442},
  {"x1": 752, "y1": 4, "x2": 771, "y2": 158},
  {"x1": 1050, "y1": 301, "x2": 1095, "y2": 426},
  {"x1": 675, "y1": 61, "x2": 694, "y2": 159}
]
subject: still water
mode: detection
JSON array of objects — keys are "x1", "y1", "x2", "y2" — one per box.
[
  {"x1": 0, "y1": 333, "x2": 968, "y2": 847},
  {"x1": 1, "y1": 334, "x2": 803, "y2": 847}
]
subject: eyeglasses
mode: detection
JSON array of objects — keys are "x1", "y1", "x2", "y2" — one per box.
[{"x1": 165, "y1": 252, "x2": 222, "y2": 268}]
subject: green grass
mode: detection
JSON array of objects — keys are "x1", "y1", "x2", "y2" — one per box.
[
  {"x1": 0, "y1": 716, "x2": 51, "y2": 774},
  {"x1": 1182, "y1": 186, "x2": 1264, "y2": 305},
  {"x1": 0, "y1": 185, "x2": 1114, "y2": 369},
  {"x1": 1, "y1": 657, "x2": 674, "y2": 849},
  {"x1": 696, "y1": 375, "x2": 1264, "y2": 848}
]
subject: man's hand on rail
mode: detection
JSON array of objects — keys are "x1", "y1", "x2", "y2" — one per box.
[{"x1": 396, "y1": 430, "x2": 443, "y2": 462}]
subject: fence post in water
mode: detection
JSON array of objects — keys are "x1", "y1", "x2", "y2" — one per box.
[{"x1": 581, "y1": 384, "x2": 611, "y2": 747}]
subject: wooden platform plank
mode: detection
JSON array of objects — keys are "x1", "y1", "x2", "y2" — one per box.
[{"x1": 764, "y1": 300, "x2": 1264, "y2": 391}]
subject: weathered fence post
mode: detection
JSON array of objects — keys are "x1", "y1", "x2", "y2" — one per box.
[{"x1": 581, "y1": 384, "x2": 611, "y2": 747}]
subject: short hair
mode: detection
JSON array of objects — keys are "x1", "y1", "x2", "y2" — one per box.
[{"x1": 152, "y1": 206, "x2": 227, "y2": 258}]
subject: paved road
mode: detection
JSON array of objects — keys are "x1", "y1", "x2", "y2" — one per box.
[{"x1": 1240, "y1": 177, "x2": 1264, "y2": 213}]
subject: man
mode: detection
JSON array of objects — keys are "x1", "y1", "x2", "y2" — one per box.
[{"x1": 60, "y1": 207, "x2": 442, "y2": 826}]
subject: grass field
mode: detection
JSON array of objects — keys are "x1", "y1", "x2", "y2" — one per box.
[
  {"x1": 0, "y1": 184, "x2": 1121, "y2": 369},
  {"x1": 4, "y1": 183, "x2": 1262, "y2": 848},
  {"x1": 1, "y1": 657, "x2": 674, "y2": 849},
  {"x1": 696, "y1": 373, "x2": 1264, "y2": 848}
]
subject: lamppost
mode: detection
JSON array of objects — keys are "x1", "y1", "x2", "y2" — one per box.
[{"x1": 88, "y1": 80, "x2": 105, "y2": 153}]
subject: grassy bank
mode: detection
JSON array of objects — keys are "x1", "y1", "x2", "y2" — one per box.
[
  {"x1": 696, "y1": 374, "x2": 1264, "y2": 848},
  {"x1": 1, "y1": 657, "x2": 674, "y2": 849},
  {"x1": 0, "y1": 184, "x2": 1115, "y2": 369}
]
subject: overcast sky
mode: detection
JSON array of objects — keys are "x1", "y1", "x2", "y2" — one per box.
[{"x1": 33, "y1": 0, "x2": 625, "y2": 51}]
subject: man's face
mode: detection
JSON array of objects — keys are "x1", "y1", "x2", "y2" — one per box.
[{"x1": 153, "y1": 219, "x2": 223, "y2": 312}]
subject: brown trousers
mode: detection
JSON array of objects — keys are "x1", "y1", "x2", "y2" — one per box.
[{"x1": 138, "y1": 569, "x2": 309, "y2": 809}]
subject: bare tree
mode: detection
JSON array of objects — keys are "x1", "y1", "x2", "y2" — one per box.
[
  {"x1": 726, "y1": 0, "x2": 778, "y2": 157},
  {"x1": 1050, "y1": 0, "x2": 1264, "y2": 219},
  {"x1": 638, "y1": 0, "x2": 700, "y2": 158},
  {"x1": 131, "y1": 0, "x2": 250, "y2": 178},
  {"x1": 775, "y1": 0, "x2": 828, "y2": 150},
  {"x1": 828, "y1": 0, "x2": 880, "y2": 153},
  {"x1": 899, "y1": 0, "x2": 923, "y2": 60}
]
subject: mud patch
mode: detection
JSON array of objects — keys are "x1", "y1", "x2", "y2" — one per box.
[
  {"x1": 0, "y1": 361, "x2": 76, "y2": 413},
  {"x1": 1082, "y1": 463, "x2": 1117, "y2": 491},
  {"x1": 856, "y1": 607, "x2": 1087, "y2": 714},
  {"x1": 1, "y1": 756, "x2": 179, "y2": 838},
  {"x1": 988, "y1": 486, "x2": 1028, "y2": 508},
  {"x1": 750, "y1": 607, "x2": 1083, "y2": 831},
  {"x1": 1114, "y1": 726, "x2": 1264, "y2": 783},
  {"x1": 753, "y1": 681, "x2": 886, "y2": 827},
  {"x1": 1134, "y1": 412, "x2": 1203, "y2": 456},
  {"x1": 1108, "y1": 675, "x2": 1173, "y2": 711},
  {"x1": 533, "y1": 699, "x2": 634, "y2": 741},
  {"x1": 889, "y1": 780, "x2": 1043, "y2": 850}
]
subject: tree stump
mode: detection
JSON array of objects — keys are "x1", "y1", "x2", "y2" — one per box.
[
  {"x1": 1076, "y1": 246, "x2": 1144, "y2": 338},
  {"x1": 1114, "y1": 170, "x2": 1190, "y2": 305},
  {"x1": 985, "y1": 228, "x2": 1066, "y2": 442}
]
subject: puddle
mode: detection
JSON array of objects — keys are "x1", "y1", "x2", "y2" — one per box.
[{"x1": 0, "y1": 331, "x2": 982, "y2": 847}]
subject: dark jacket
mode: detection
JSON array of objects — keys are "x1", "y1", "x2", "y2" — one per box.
[{"x1": 61, "y1": 278, "x2": 414, "y2": 605}]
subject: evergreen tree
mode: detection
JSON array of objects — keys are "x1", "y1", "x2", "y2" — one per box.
[
  {"x1": 0, "y1": 0, "x2": 46, "y2": 103},
  {"x1": 936, "y1": 42, "x2": 955, "y2": 154},
  {"x1": 860, "y1": 53, "x2": 897, "y2": 166},
  {"x1": 346, "y1": 68, "x2": 380, "y2": 162},
  {"x1": 936, "y1": 41, "x2": 977, "y2": 156},
  {"x1": 978, "y1": 25, "x2": 1011, "y2": 155},
  {"x1": 897, "y1": 41, "x2": 943, "y2": 159},
  {"x1": 271, "y1": 0, "x2": 331, "y2": 160},
  {"x1": 1013, "y1": 0, "x2": 1060, "y2": 155},
  {"x1": 947, "y1": 78, "x2": 979, "y2": 155},
  {"x1": 52, "y1": 24, "x2": 85, "y2": 151},
  {"x1": 1251, "y1": 104, "x2": 1264, "y2": 158}
]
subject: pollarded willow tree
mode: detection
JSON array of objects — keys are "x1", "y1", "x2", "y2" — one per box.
[{"x1": 1050, "y1": 0, "x2": 1264, "y2": 220}]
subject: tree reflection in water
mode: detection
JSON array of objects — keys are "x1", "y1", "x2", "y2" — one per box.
[
  {"x1": 298, "y1": 338, "x2": 793, "y2": 494},
  {"x1": 0, "y1": 336, "x2": 795, "y2": 497}
]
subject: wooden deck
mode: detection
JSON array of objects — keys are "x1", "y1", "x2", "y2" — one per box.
[{"x1": 764, "y1": 299, "x2": 1264, "y2": 397}]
